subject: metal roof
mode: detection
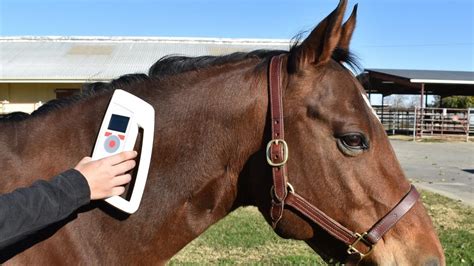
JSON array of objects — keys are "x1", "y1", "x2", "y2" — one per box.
[
  {"x1": 0, "y1": 36, "x2": 291, "y2": 83},
  {"x1": 366, "y1": 68, "x2": 474, "y2": 84},
  {"x1": 359, "y1": 69, "x2": 474, "y2": 96}
]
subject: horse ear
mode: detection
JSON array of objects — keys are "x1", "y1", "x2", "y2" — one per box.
[
  {"x1": 338, "y1": 4, "x2": 358, "y2": 51},
  {"x1": 289, "y1": 0, "x2": 347, "y2": 71}
]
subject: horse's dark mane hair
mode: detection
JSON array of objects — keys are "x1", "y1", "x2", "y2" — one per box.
[
  {"x1": 331, "y1": 47, "x2": 361, "y2": 72},
  {"x1": 0, "y1": 111, "x2": 30, "y2": 122},
  {"x1": 148, "y1": 49, "x2": 287, "y2": 78},
  {"x1": 1, "y1": 43, "x2": 359, "y2": 123}
]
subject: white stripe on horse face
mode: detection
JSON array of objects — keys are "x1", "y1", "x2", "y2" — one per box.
[{"x1": 361, "y1": 93, "x2": 380, "y2": 121}]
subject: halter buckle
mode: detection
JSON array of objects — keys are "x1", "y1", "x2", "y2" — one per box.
[
  {"x1": 266, "y1": 139, "x2": 289, "y2": 167},
  {"x1": 347, "y1": 232, "x2": 374, "y2": 258}
]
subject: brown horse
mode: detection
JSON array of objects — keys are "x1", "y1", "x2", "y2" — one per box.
[{"x1": 0, "y1": 1, "x2": 444, "y2": 264}]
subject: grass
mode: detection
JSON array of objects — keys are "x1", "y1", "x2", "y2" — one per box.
[
  {"x1": 169, "y1": 191, "x2": 473, "y2": 265},
  {"x1": 421, "y1": 191, "x2": 474, "y2": 265}
]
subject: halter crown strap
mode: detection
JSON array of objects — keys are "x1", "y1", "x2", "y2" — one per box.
[{"x1": 266, "y1": 55, "x2": 420, "y2": 264}]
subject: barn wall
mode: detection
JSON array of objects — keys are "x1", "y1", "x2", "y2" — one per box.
[
  {"x1": 0, "y1": 83, "x2": 82, "y2": 113},
  {"x1": 0, "y1": 83, "x2": 82, "y2": 103}
]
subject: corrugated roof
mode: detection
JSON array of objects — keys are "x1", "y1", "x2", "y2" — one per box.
[
  {"x1": 359, "y1": 68, "x2": 474, "y2": 96},
  {"x1": 366, "y1": 68, "x2": 474, "y2": 84},
  {"x1": 0, "y1": 36, "x2": 291, "y2": 82}
]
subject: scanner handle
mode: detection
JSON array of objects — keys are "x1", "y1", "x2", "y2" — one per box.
[{"x1": 104, "y1": 91, "x2": 155, "y2": 214}]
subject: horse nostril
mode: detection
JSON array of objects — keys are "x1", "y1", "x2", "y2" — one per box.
[{"x1": 424, "y1": 257, "x2": 440, "y2": 266}]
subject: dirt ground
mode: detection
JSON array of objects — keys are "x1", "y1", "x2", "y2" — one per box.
[{"x1": 390, "y1": 139, "x2": 474, "y2": 206}]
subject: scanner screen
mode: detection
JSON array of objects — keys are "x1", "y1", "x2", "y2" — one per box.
[{"x1": 108, "y1": 114, "x2": 130, "y2": 133}]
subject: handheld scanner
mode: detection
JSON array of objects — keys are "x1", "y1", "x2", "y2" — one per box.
[{"x1": 91, "y1": 89, "x2": 155, "y2": 214}]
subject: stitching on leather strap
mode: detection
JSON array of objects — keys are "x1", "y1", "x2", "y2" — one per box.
[{"x1": 366, "y1": 185, "x2": 419, "y2": 243}]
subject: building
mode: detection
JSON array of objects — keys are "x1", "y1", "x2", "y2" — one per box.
[{"x1": 0, "y1": 36, "x2": 291, "y2": 113}]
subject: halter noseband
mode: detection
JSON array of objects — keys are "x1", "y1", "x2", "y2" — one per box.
[{"x1": 266, "y1": 55, "x2": 420, "y2": 265}]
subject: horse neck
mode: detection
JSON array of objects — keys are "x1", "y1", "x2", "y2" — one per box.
[
  {"x1": 0, "y1": 59, "x2": 270, "y2": 262},
  {"x1": 141, "y1": 60, "x2": 270, "y2": 253},
  {"x1": 0, "y1": 94, "x2": 109, "y2": 192}
]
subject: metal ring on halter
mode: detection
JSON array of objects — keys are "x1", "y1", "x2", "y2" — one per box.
[{"x1": 270, "y1": 182, "x2": 295, "y2": 201}]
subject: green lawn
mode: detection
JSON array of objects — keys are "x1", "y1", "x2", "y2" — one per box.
[{"x1": 169, "y1": 191, "x2": 473, "y2": 265}]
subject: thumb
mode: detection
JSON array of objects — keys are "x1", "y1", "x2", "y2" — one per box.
[{"x1": 79, "y1": 156, "x2": 93, "y2": 164}]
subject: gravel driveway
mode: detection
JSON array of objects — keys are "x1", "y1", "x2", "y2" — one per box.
[{"x1": 390, "y1": 139, "x2": 474, "y2": 206}]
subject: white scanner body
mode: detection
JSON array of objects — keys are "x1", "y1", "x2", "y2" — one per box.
[{"x1": 91, "y1": 89, "x2": 155, "y2": 214}]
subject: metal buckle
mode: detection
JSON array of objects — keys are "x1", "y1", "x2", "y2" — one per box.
[
  {"x1": 266, "y1": 139, "x2": 289, "y2": 167},
  {"x1": 347, "y1": 232, "x2": 374, "y2": 258}
]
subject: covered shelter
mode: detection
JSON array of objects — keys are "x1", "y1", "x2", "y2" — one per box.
[
  {"x1": 358, "y1": 69, "x2": 474, "y2": 107},
  {"x1": 358, "y1": 69, "x2": 474, "y2": 140}
]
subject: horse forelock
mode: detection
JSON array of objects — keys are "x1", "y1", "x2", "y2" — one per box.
[{"x1": 288, "y1": 31, "x2": 361, "y2": 73}]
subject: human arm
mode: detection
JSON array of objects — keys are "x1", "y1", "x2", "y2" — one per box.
[{"x1": 0, "y1": 151, "x2": 136, "y2": 249}]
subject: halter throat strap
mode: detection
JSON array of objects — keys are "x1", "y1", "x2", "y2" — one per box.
[{"x1": 266, "y1": 55, "x2": 420, "y2": 264}]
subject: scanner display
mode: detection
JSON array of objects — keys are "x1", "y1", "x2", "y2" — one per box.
[{"x1": 108, "y1": 114, "x2": 130, "y2": 133}]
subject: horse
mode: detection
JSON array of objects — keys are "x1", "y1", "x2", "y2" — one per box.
[{"x1": 0, "y1": 1, "x2": 444, "y2": 264}]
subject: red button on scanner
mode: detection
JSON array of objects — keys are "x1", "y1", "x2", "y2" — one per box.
[{"x1": 109, "y1": 140, "x2": 116, "y2": 148}]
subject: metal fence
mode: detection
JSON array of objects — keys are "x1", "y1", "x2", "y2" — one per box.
[{"x1": 374, "y1": 107, "x2": 472, "y2": 141}]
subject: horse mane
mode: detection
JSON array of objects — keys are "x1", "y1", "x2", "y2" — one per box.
[
  {"x1": 148, "y1": 50, "x2": 287, "y2": 78},
  {"x1": 0, "y1": 44, "x2": 358, "y2": 123},
  {"x1": 0, "y1": 111, "x2": 30, "y2": 122},
  {"x1": 331, "y1": 47, "x2": 361, "y2": 72}
]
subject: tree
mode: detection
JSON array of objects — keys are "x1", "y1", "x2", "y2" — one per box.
[
  {"x1": 440, "y1": 96, "x2": 474, "y2": 108},
  {"x1": 386, "y1": 95, "x2": 407, "y2": 108},
  {"x1": 385, "y1": 95, "x2": 419, "y2": 108}
]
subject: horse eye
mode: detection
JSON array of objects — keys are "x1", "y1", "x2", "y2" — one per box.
[{"x1": 339, "y1": 133, "x2": 368, "y2": 150}]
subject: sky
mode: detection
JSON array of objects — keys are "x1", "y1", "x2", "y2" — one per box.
[{"x1": 1, "y1": 0, "x2": 473, "y2": 71}]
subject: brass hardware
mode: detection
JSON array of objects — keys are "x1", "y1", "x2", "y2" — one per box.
[
  {"x1": 347, "y1": 232, "x2": 374, "y2": 258},
  {"x1": 266, "y1": 139, "x2": 289, "y2": 167}
]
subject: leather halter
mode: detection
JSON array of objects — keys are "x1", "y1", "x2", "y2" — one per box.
[{"x1": 266, "y1": 55, "x2": 420, "y2": 264}]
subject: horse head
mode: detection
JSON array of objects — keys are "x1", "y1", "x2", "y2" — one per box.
[{"x1": 244, "y1": 1, "x2": 445, "y2": 264}]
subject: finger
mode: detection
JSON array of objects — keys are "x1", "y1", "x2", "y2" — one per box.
[
  {"x1": 110, "y1": 186, "x2": 126, "y2": 196},
  {"x1": 103, "y1": 151, "x2": 138, "y2": 165},
  {"x1": 110, "y1": 160, "x2": 136, "y2": 176},
  {"x1": 112, "y1": 174, "x2": 132, "y2": 186}
]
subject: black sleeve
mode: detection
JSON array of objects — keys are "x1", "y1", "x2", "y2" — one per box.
[{"x1": 0, "y1": 169, "x2": 91, "y2": 249}]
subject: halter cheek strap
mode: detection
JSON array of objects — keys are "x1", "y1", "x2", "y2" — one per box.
[
  {"x1": 266, "y1": 55, "x2": 420, "y2": 265},
  {"x1": 267, "y1": 53, "x2": 289, "y2": 227}
]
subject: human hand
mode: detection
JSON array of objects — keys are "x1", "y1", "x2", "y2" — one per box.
[{"x1": 74, "y1": 151, "x2": 137, "y2": 200}]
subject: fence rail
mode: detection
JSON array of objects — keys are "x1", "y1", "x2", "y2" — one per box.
[{"x1": 374, "y1": 107, "x2": 472, "y2": 141}]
